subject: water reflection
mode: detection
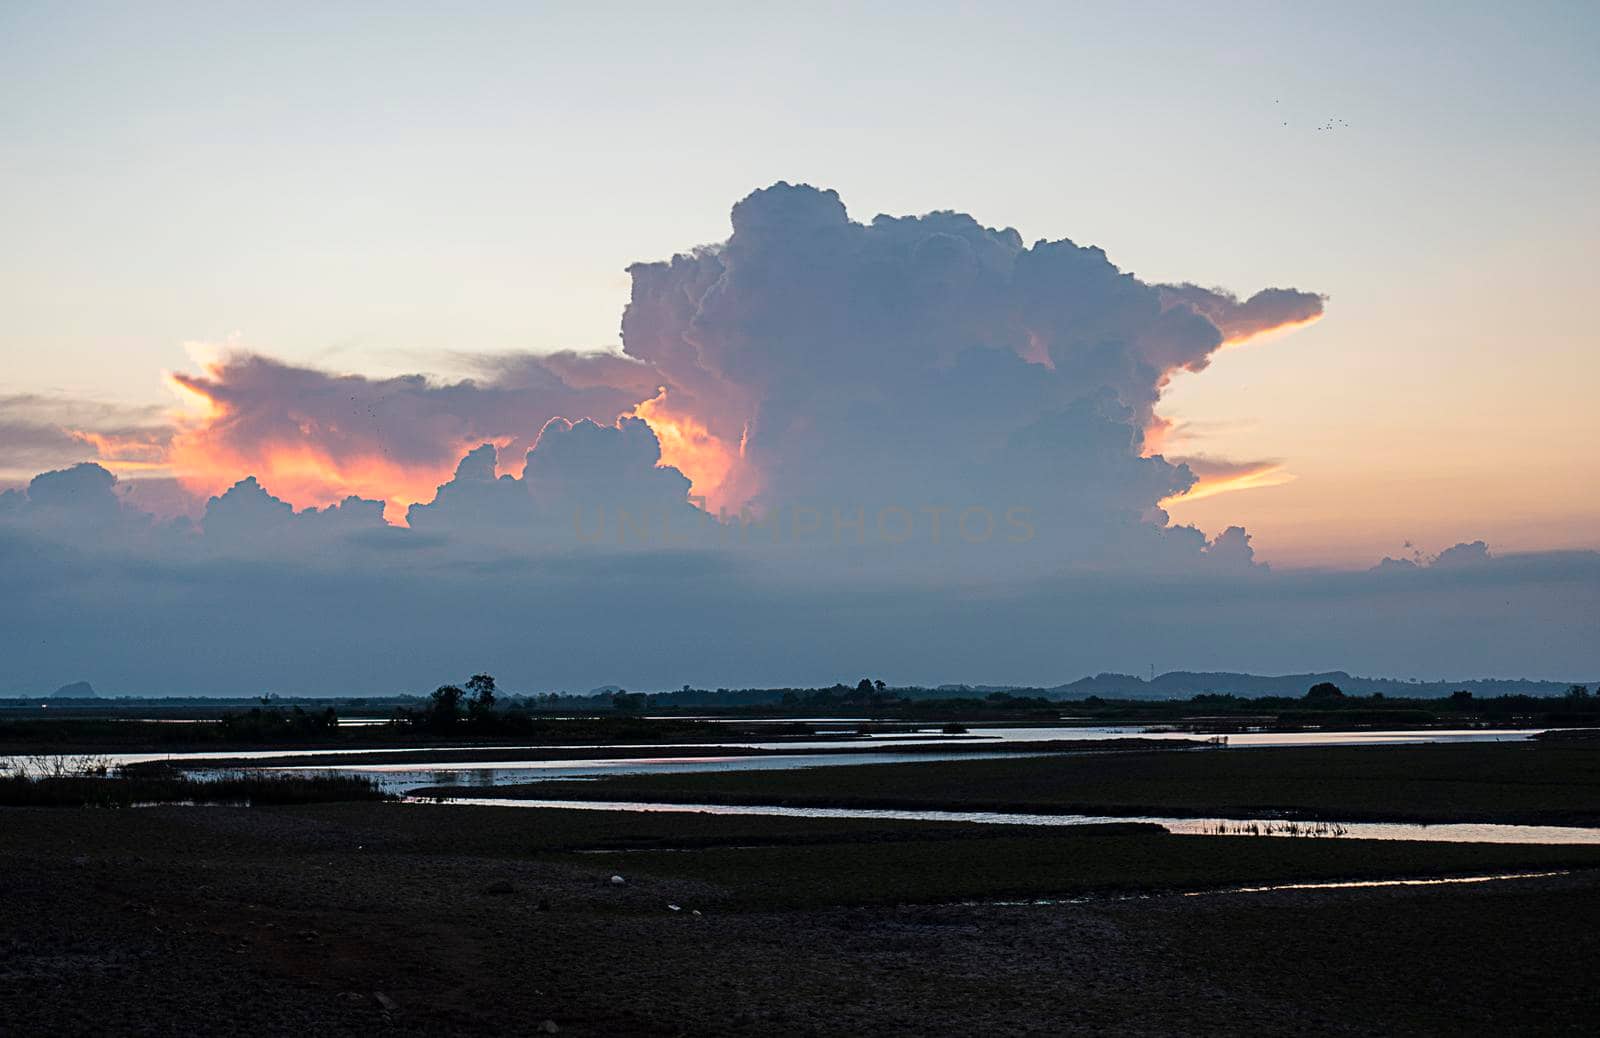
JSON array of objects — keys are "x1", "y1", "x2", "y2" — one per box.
[
  {"x1": 275, "y1": 750, "x2": 1054, "y2": 792},
  {"x1": 58, "y1": 725, "x2": 1557, "y2": 771},
  {"x1": 406, "y1": 796, "x2": 1600, "y2": 845},
  {"x1": 1185, "y1": 870, "x2": 1573, "y2": 895},
  {"x1": 975, "y1": 870, "x2": 1575, "y2": 906}
]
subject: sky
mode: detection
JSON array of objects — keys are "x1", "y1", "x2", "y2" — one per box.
[{"x1": 1, "y1": 2, "x2": 1597, "y2": 694}]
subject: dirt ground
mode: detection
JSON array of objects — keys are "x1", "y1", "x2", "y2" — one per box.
[{"x1": 4, "y1": 803, "x2": 1598, "y2": 1035}]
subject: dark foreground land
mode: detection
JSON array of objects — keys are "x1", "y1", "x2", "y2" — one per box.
[
  {"x1": 463, "y1": 742, "x2": 1600, "y2": 826},
  {"x1": 5, "y1": 802, "x2": 1600, "y2": 1035}
]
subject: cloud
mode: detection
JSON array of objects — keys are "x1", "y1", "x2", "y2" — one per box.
[
  {"x1": 1163, "y1": 455, "x2": 1294, "y2": 504},
  {"x1": 1374, "y1": 539, "x2": 1494, "y2": 571},
  {"x1": 195, "y1": 475, "x2": 398, "y2": 563},
  {"x1": 1433, "y1": 540, "x2": 1492, "y2": 567},
  {"x1": 1203, "y1": 525, "x2": 1259, "y2": 568},
  {"x1": 0, "y1": 394, "x2": 172, "y2": 478},
  {"x1": 617, "y1": 183, "x2": 1324, "y2": 565},
  {"x1": 1158, "y1": 284, "x2": 1326, "y2": 347},
  {"x1": 114, "y1": 477, "x2": 205, "y2": 519},
  {"x1": 461, "y1": 349, "x2": 665, "y2": 400},
  {"x1": 160, "y1": 351, "x2": 658, "y2": 522},
  {"x1": 1, "y1": 514, "x2": 1591, "y2": 694},
  {"x1": 22, "y1": 183, "x2": 1516, "y2": 695},
  {"x1": 3, "y1": 466, "x2": 1592, "y2": 694},
  {"x1": 16, "y1": 462, "x2": 126, "y2": 527},
  {"x1": 405, "y1": 417, "x2": 710, "y2": 552},
  {"x1": 44, "y1": 183, "x2": 1327, "y2": 555},
  {"x1": 36, "y1": 182, "x2": 1327, "y2": 565}
]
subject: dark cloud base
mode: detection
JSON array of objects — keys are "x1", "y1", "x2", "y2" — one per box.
[
  {"x1": 1, "y1": 184, "x2": 1589, "y2": 693},
  {"x1": 1, "y1": 515, "x2": 1593, "y2": 695}
]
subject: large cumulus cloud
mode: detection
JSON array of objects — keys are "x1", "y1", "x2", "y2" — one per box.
[
  {"x1": 618, "y1": 183, "x2": 1323, "y2": 565},
  {"x1": 24, "y1": 182, "x2": 1330, "y2": 570},
  {"x1": 21, "y1": 183, "x2": 1518, "y2": 696}
]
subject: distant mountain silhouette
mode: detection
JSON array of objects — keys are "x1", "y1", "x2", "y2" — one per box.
[
  {"x1": 51, "y1": 680, "x2": 97, "y2": 699},
  {"x1": 1046, "y1": 671, "x2": 1579, "y2": 700}
]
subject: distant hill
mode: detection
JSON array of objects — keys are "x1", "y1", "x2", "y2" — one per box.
[
  {"x1": 51, "y1": 680, "x2": 97, "y2": 699},
  {"x1": 1046, "y1": 670, "x2": 1583, "y2": 700}
]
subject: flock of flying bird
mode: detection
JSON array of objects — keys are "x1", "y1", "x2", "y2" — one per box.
[{"x1": 1276, "y1": 98, "x2": 1350, "y2": 131}]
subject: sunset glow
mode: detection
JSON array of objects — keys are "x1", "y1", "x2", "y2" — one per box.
[
  {"x1": 160, "y1": 370, "x2": 470, "y2": 522},
  {"x1": 170, "y1": 438, "x2": 459, "y2": 524},
  {"x1": 1161, "y1": 462, "x2": 1295, "y2": 506},
  {"x1": 67, "y1": 430, "x2": 168, "y2": 468},
  {"x1": 166, "y1": 369, "x2": 223, "y2": 418},
  {"x1": 1219, "y1": 311, "x2": 1325, "y2": 350},
  {"x1": 631, "y1": 390, "x2": 744, "y2": 513},
  {"x1": 5, "y1": 1, "x2": 1599, "y2": 708}
]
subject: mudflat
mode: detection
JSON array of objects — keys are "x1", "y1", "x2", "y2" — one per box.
[
  {"x1": 456, "y1": 741, "x2": 1600, "y2": 825},
  {"x1": 4, "y1": 802, "x2": 1599, "y2": 1035}
]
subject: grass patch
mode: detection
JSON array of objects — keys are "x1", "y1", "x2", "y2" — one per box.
[
  {"x1": 0, "y1": 770, "x2": 388, "y2": 807},
  {"x1": 600, "y1": 831, "x2": 1600, "y2": 909}
]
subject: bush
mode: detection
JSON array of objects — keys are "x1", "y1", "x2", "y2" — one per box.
[
  {"x1": 218, "y1": 706, "x2": 339, "y2": 742},
  {"x1": 0, "y1": 763, "x2": 388, "y2": 807}
]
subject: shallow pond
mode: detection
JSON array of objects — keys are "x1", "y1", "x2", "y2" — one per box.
[
  {"x1": 27, "y1": 724, "x2": 1555, "y2": 772},
  {"x1": 270, "y1": 749, "x2": 1054, "y2": 791},
  {"x1": 974, "y1": 870, "x2": 1576, "y2": 905},
  {"x1": 404, "y1": 796, "x2": 1600, "y2": 845}
]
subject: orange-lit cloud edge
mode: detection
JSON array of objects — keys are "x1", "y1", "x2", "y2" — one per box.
[
  {"x1": 1146, "y1": 313, "x2": 1323, "y2": 508},
  {"x1": 1219, "y1": 312, "x2": 1324, "y2": 351},
  {"x1": 1161, "y1": 462, "x2": 1296, "y2": 506},
  {"x1": 628, "y1": 388, "x2": 751, "y2": 514},
  {"x1": 74, "y1": 311, "x2": 1322, "y2": 526},
  {"x1": 83, "y1": 367, "x2": 746, "y2": 525}
]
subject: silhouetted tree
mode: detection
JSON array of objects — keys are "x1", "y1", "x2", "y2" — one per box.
[
  {"x1": 1304, "y1": 681, "x2": 1345, "y2": 701},
  {"x1": 856, "y1": 678, "x2": 874, "y2": 695},
  {"x1": 465, "y1": 673, "x2": 497, "y2": 720},
  {"x1": 874, "y1": 679, "x2": 887, "y2": 694},
  {"x1": 219, "y1": 705, "x2": 337, "y2": 741},
  {"x1": 430, "y1": 684, "x2": 464, "y2": 728}
]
